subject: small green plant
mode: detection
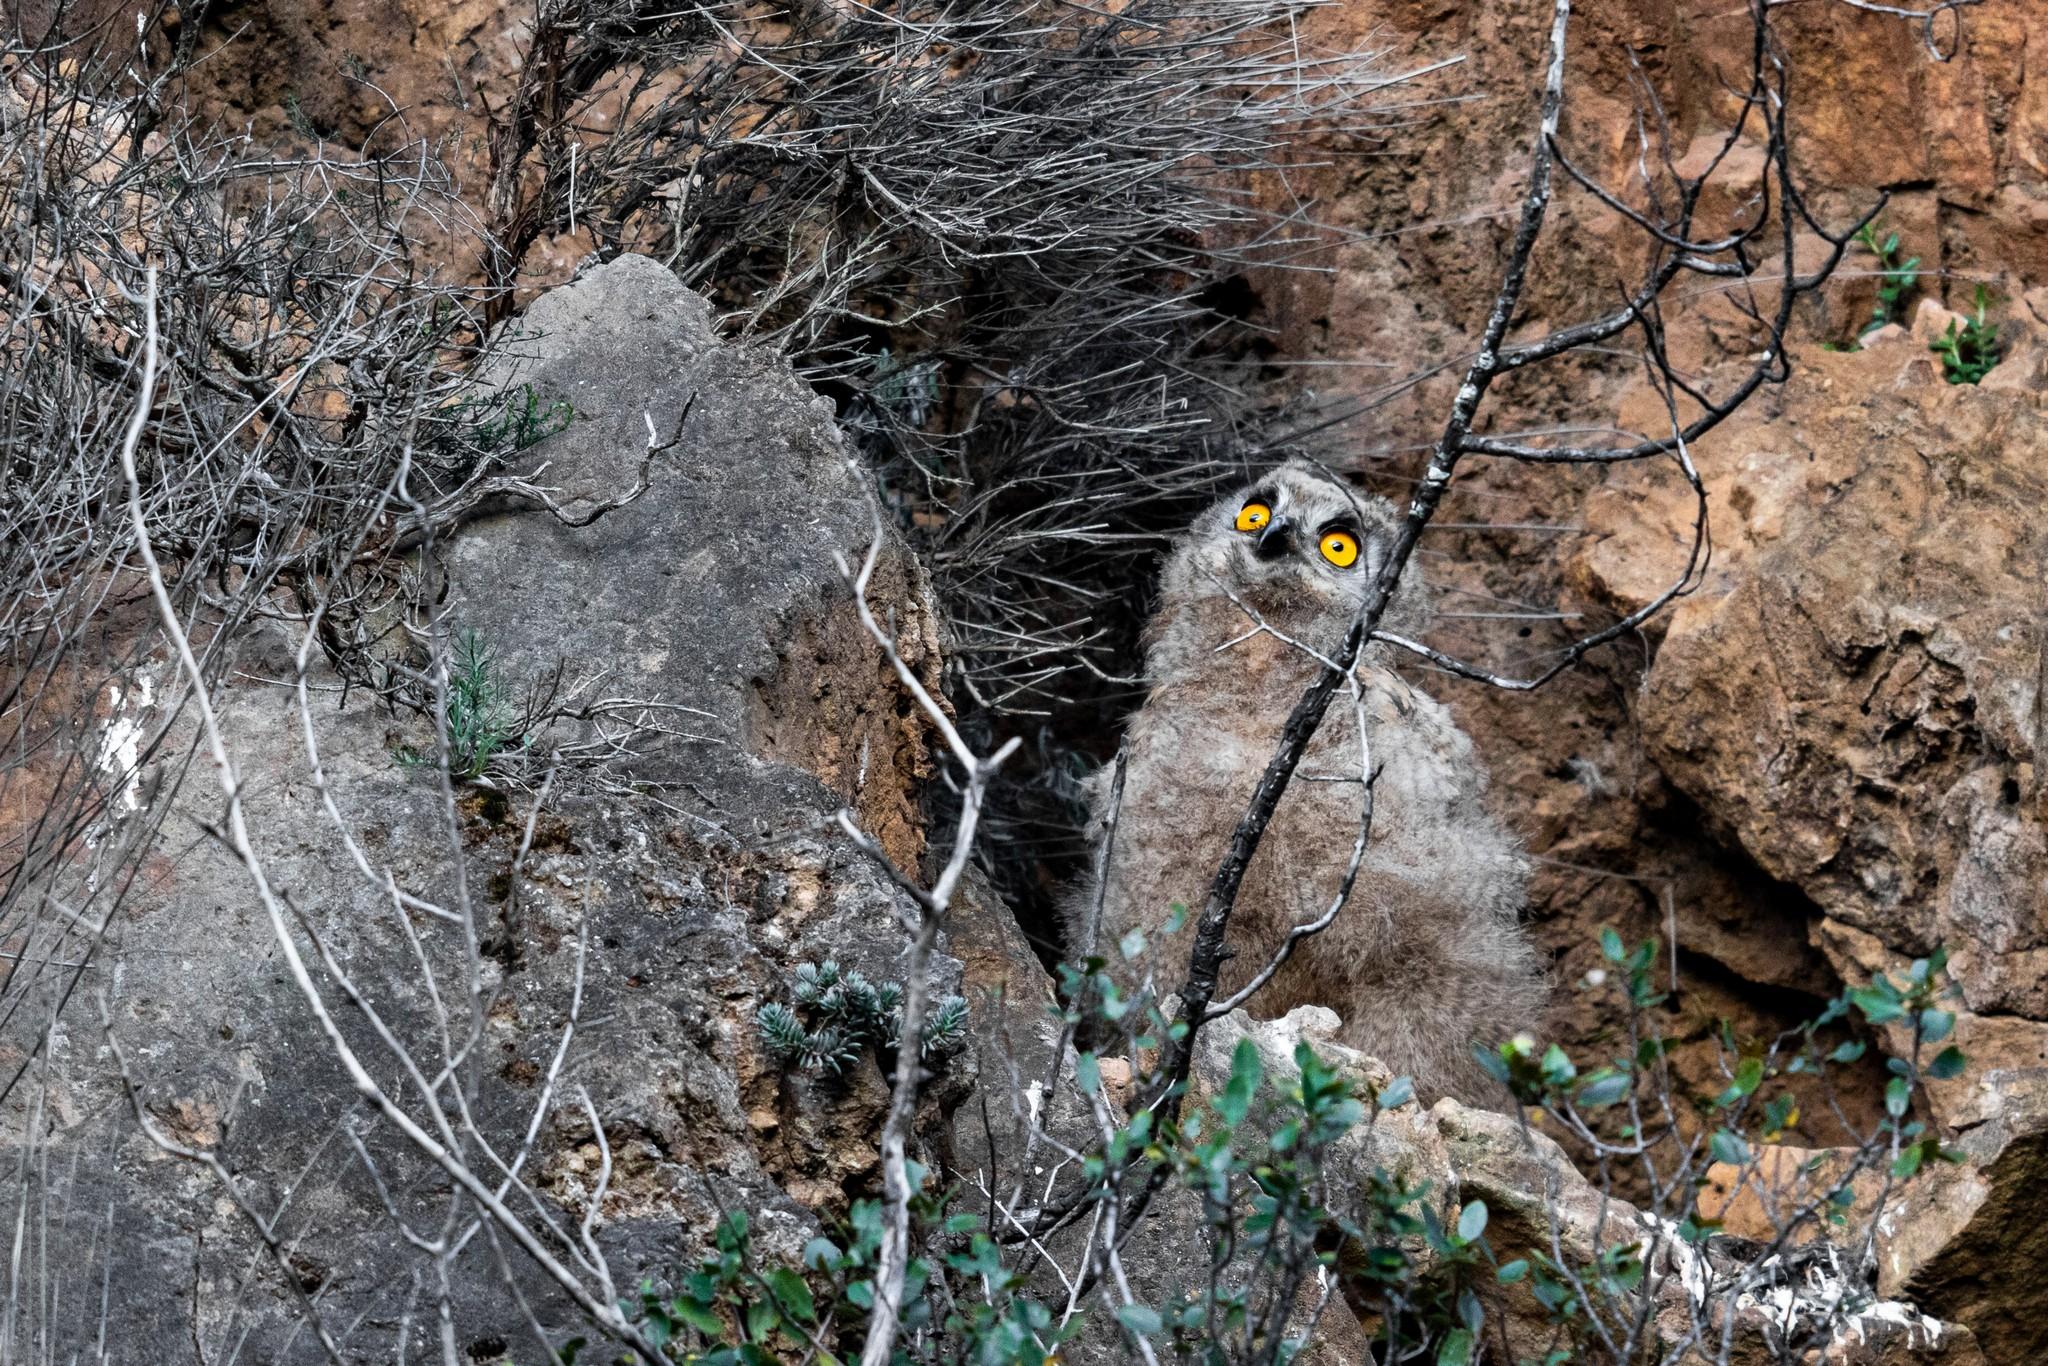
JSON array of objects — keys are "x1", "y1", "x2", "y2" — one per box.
[
  {"x1": 486, "y1": 383, "x2": 575, "y2": 452},
  {"x1": 1824, "y1": 221, "x2": 1920, "y2": 352},
  {"x1": 585, "y1": 927, "x2": 1972, "y2": 1366},
  {"x1": 593, "y1": 1169, "x2": 1083, "y2": 1366},
  {"x1": 1856, "y1": 221, "x2": 1921, "y2": 338},
  {"x1": 428, "y1": 384, "x2": 575, "y2": 464},
  {"x1": 866, "y1": 350, "x2": 941, "y2": 428},
  {"x1": 755, "y1": 960, "x2": 968, "y2": 1077},
  {"x1": 1930, "y1": 284, "x2": 2002, "y2": 384},
  {"x1": 395, "y1": 629, "x2": 528, "y2": 780},
  {"x1": 282, "y1": 91, "x2": 319, "y2": 141},
  {"x1": 609, "y1": 1032, "x2": 1390, "y2": 1365}
]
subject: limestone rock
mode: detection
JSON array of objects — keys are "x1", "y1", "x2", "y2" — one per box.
[
  {"x1": 1570, "y1": 304, "x2": 2048, "y2": 1366},
  {"x1": 1871, "y1": 1076, "x2": 2048, "y2": 1364},
  {"x1": 453, "y1": 251, "x2": 943, "y2": 869},
  {"x1": 1698, "y1": 1145, "x2": 1887, "y2": 1246}
]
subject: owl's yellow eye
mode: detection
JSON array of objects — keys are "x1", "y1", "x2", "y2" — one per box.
[
  {"x1": 1319, "y1": 531, "x2": 1359, "y2": 567},
  {"x1": 1235, "y1": 502, "x2": 1271, "y2": 533}
]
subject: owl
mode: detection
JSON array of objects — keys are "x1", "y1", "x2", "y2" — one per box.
[{"x1": 1069, "y1": 459, "x2": 1544, "y2": 1105}]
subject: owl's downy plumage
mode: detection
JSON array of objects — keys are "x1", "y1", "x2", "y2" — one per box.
[{"x1": 1069, "y1": 459, "x2": 1544, "y2": 1105}]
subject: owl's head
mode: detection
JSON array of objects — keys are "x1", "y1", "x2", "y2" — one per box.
[{"x1": 1155, "y1": 459, "x2": 1424, "y2": 657}]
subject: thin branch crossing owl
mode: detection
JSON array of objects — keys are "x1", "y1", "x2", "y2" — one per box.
[{"x1": 1070, "y1": 460, "x2": 1544, "y2": 1104}]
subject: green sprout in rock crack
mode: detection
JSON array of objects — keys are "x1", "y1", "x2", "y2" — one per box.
[
  {"x1": 282, "y1": 91, "x2": 320, "y2": 141},
  {"x1": 394, "y1": 629, "x2": 530, "y2": 781},
  {"x1": 1856, "y1": 220, "x2": 1921, "y2": 338},
  {"x1": 1931, "y1": 284, "x2": 2002, "y2": 384},
  {"x1": 755, "y1": 960, "x2": 968, "y2": 1078},
  {"x1": 1825, "y1": 221, "x2": 1921, "y2": 352}
]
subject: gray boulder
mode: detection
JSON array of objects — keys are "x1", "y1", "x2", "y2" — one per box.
[{"x1": 8, "y1": 255, "x2": 1033, "y2": 1363}]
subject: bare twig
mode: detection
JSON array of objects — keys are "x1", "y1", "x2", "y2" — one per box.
[{"x1": 828, "y1": 493, "x2": 1020, "y2": 1366}]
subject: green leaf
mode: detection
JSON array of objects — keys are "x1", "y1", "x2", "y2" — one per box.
[
  {"x1": 1456, "y1": 1200, "x2": 1488, "y2": 1244},
  {"x1": 1116, "y1": 1304, "x2": 1164, "y2": 1337},
  {"x1": 1217, "y1": 1039, "x2": 1262, "y2": 1127},
  {"x1": 1076, "y1": 1051, "x2": 1101, "y2": 1096},
  {"x1": 1600, "y1": 928, "x2": 1626, "y2": 963},
  {"x1": 1436, "y1": 1328, "x2": 1475, "y2": 1366},
  {"x1": 1850, "y1": 984, "x2": 1905, "y2": 1025},
  {"x1": 1886, "y1": 1076, "x2": 1911, "y2": 1117},
  {"x1": 767, "y1": 1267, "x2": 814, "y2": 1324},
  {"x1": 1713, "y1": 1058, "x2": 1761, "y2": 1108},
  {"x1": 672, "y1": 1296, "x2": 726, "y2": 1336},
  {"x1": 1709, "y1": 1128, "x2": 1749, "y2": 1166},
  {"x1": 1927, "y1": 1046, "x2": 1966, "y2": 1080},
  {"x1": 1893, "y1": 1146, "x2": 1925, "y2": 1180},
  {"x1": 1496, "y1": 1259, "x2": 1529, "y2": 1284},
  {"x1": 744, "y1": 1295, "x2": 777, "y2": 1343},
  {"x1": 1577, "y1": 1072, "x2": 1630, "y2": 1109},
  {"x1": 1119, "y1": 927, "x2": 1146, "y2": 961}
]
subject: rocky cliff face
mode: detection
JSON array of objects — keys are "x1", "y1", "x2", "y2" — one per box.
[
  {"x1": 16, "y1": 0, "x2": 2048, "y2": 1356},
  {"x1": 7, "y1": 254, "x2": 1996, "y2": 1363},
  {"x1": 1573, "y1": 303, "x2": 2048, "y2": 1363}
]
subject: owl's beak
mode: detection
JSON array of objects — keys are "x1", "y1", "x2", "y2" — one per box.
[{"x1": 1253, "y1": 514, "x2": 1294, "y2": 562}]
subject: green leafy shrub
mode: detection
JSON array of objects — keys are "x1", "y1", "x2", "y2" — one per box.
[
  {"x1": 1476, "y1": 933, "x2": 1969, "y2": 1362},
  {"x1": 1823, "y1": 222, "x2": 1920, "y2": 353},
  {"x1": 607, "y1": 1036, "x2": 1394, "y2": 1365},
  {"x1": 1855, "y1": 222, "x2": 1921, "y2": 340},
  {"x1": 568, "y1": 930, "x2": 1971, "y2": 1366}
]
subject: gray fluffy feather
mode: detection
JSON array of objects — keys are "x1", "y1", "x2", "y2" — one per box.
[{"x1": 1067, "y1": 460, "x2": 1545, "y2": 1105}]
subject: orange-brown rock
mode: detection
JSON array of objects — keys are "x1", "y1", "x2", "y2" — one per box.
[
  {"x1": 1698, "y1": 1144, "x2": 1886, "y2": 1245},
  {"x1": 1578, "y1": 312, "x2": 2048, "y2": 1057}
]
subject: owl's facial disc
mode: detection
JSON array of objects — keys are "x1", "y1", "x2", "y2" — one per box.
[
  {"x1": 1232, "y1": 486, "x2": 1362, "y2": 578},
  {"x1": 1169, "y1": 460, "x2": 1419, "y2": 651}
]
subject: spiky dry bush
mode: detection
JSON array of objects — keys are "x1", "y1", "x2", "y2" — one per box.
[{"x1": 487, "y1": 0, "x2": 1434, "y2": 724}]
